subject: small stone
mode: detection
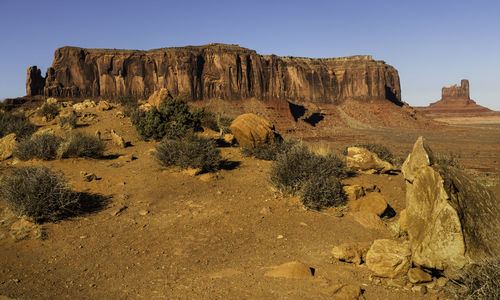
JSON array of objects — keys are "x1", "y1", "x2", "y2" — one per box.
[
  {"x1": 411, "y1": 285, "x2": 427, "y2": 295},
  {"x1": 436, "y1": 276, "x2": 449, "y2": 287},
  {"x1": 80, "y1": 171, "x2": 98, "y2": 182},
  {"x1": 97, "y1": 100, "x2": 112, "y2": 111},
  {"x1": 109, "y1": 205, "x2": 127, "y2": 216},
  {"x1": 110, "y1": 129, "x2": 126, "y2": 148},
  {"x1": 118, "y1": 154, "x2": 136, "y2": 162},
  {"x1": 277, "y1": 235, "x2": 284, "y2": 239},
  {"x1": 331, "y1": 242, "x2": 372, "y2": 265},
  {"x1": 408, "y1": 267, "x2": 432, "y2": 284},
  {"x1": 259, "y1": 207, "x2": 272, "y2": 215},
  {"x1": 330, "y1": 284, "x2": 364, "y2": 299},
  {"x1": 182, "y1": 168, "x2": 201, "y2": 176},
  {"x1": 80, "y1": 235, "x2": 87, "y2": 239},
  {"x1": 343, "y1": 185, "x2": 365, "y2": 201},
  {"x1": 138, "y1": 210, "x2": 149, "y2": 216}
]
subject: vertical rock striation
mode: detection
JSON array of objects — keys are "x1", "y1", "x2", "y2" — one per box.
[{"x1": 26, "y1": 43, "x2": 401, "y2": 105}]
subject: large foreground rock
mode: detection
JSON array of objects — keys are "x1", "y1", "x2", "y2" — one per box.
[
  {"x1": 402, "y1": 136, "x2": 500, "y2": 279},
  {"x1": 365, "y1": 239, "x2": 411, "y2": 278},
  {"x1": 230, "y1": 113, "x2": 278, "y2": 149}
]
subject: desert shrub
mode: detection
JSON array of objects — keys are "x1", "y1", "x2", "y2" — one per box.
[
  {"x1": 300, "y1": 175, "x2": 346, "y2": 210},
  {"x1": 114, "y1": 95, "x2": 138, "y2": 116},
  {"x1": 38, "y1": 103, "x2": 60, "y2": 121},
  {"x1": 57, "y1": 132, "x2": 105, "y2": 158},
  {"x1": 343, "y1": 143, "x2": 394, "y2": 164},
  {"x1": 58, "y1": 114, "x2": 77, "y2": 130},
  {"x1": 450, "y1": 258, "x2": 500, "y2": 300},
  {"x1": 241, "y1": 139, "x2": 297, "y2": 161},
  {"x1": 191, "y1": 108, "x2": 233, "y2": 134},
  {"x1": 0, "y1": 165, "x2": 80, "y2": 223},
  {"x1": 434, "y1": 152, "x2": 461, "y2": 168},
  {"x1": 132, "y1": 96, "x2": 200, "y2": 141},
  {"x1": 0, "y1": 110, "x2": 37, "y2": 139},
  {"x1": 154, "y1": 135, "x2": 222, "y2": 173},
  {"x1": 14, "y1": 133, "x2": 62, "y2": 161},
  {"x1": 217, "y1": 115, "x2": 233, "y2": 134}
]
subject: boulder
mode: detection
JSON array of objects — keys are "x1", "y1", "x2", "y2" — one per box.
[
  {"x1": 407, "y1": 267, "x2": 432, "y2": 284},
  {"x1": 147, "y1": 88, "x2": 171, "y2": 107},
  {"x1": 331, "y1": 242, "x2": 372, "y2": 265},
  {"x1": 402, "y1": 137, "x2": 500, "y2": 279},
  {"x1": 229, "y1": 113, "x2": 279, "y2": 149},
  {"x1": 264, "y1": 261, "x2": 313, "y2": 279},
  {"x1": 346, "y1": 147, "x2": 394, "y2": 174},
  {"x1": 343, "y1": 185, "x2": 365, "y2": 201},
  {"x1": 365, "y1": 239, "x2": 411, "y2": 278},
  {"x1": 331, "y1": 284, "x2": 364, "y2": 300},
  {"x1": 0, "y1": 133, "x2": 17, "y2": 161},
  {"x1": 349, "y1": 192, "x2": 388, "y2": 216}
]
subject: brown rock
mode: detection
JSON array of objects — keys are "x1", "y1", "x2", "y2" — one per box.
[
  {"x1": 350, "y1": 211, "x2": 387, "y2": 231},
  {"x1": 331, "y1": 242, "x2": 372, "y2": 265},
  {"x1": 365, "y1": 239, "x2": 411, "y2": 278},
  {"x1": 346, "y1": 147, "x2": 394, "y2": 174},
  {"x1": 230, "y1": 113, "x2": 278, "y2": 149},
  {"x1": 26, "y1": 45, "x2": 401, "y2": 106},
  {"x1": 147, "y1": 88, "x2": 171, "y2": 107},
  {"x1": 331, "y1": 284, "x2": 364, "y2": 300},
  {"x1": 343, "y1": 185, "x2": 365, "y2": 201},
  {"x1": 398, "y1": 209, "x2": 408, "y2": 233},
  {"x1": 407, "y1": 267, "x2": 432, "y2": 284},
  {"x1": 349, "y1": 193, "x2": 388, "y2": 216},
  {"x1": 402, "y1": 136, "x2": 500, "y2": 279},
  {"x1": 0, "y1": 133, "x2": 17, "y2": 161},
  {"x1": 97, "y1": 100, "x2": 112, "y2": 111},
  {"x1": 264, "y1": 261, "x2": 313, "y2": 279},
  {"x1": 110, "y1": 130, "x2": 126, "y2": 148}
]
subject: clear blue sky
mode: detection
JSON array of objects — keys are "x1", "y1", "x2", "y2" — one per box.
[{"x1": 1, "y1": 0, "x2": 499, "y2": 109}]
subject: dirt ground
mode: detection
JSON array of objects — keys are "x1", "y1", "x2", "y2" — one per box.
[{"x1": 0, "y1": 102, "x2": 499, "y2": 299}]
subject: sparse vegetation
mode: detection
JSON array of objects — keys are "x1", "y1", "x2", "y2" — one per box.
[
  {"x1": 450, "y1": 258, "x2": 500, "y2": 300},
  {"x1": 154, "y1": 135, "x2": 222, "y2": 173},
  {"x1": 0, "y1": 166, "x2": 80, "y2": 223},
  {"x1": 58, "y1": 114, "x2": 78, "y2": 130},
  {"x1": 57, "y1": 132, "x2": 105, "y2": 158},
  {"x1": 269, "y1": 142, "x2": 348, "y2": 210},
  {"x1": 434, "y1": 152, "x2": 461, "y2": 168},
  {"x1": 14, "y1": 132, "x2": 62, "y2": 161},
  {"x1": 0, "y1": 110, "x2": 37, "y2": 139},
  {"x1": 38, "y1": 103, "x2": 60, "y2": 121},
  {"x1": 114, "y1": 95, "x2": 139, "y2": 116},
  {"x1": 241, "y1": 139, "x2": 297, "y2": 161},
  {"x1": 194, "y1": 108, "x2": 234, "y2": 134},
  {"x1": 131, "y1": 96, "x2": 200, "y2": 141}
]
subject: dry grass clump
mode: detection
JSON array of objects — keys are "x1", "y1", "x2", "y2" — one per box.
[
  {"x1": 57, "y1": 132, "x2": 105, "y2": 158},
  {"x1": 194, "y1": 109, "x2": 233, "y2": 134},
  {"x1": 269, "y1": 142, "x2": 348, "y2": 210},
  {"x1": 0, "y1": 166, "x2": 80, "y2": 223},
  {"x1": 0, "y1": 110, "x2": 37, "y2": 139},
  {"x1": 14, "y1": 133, "x2": 62, "y2": 161},
  {"x1": 38, "y1": 103, "x2": 60, "y2": 121},
  {"x1": 434, "y1": 152, "x2": 461, "y2": 168},
  {"x1": 241, "y1": 139, "x2": 296, "y2": 161},
  {"x1": 58, "y1": 114, "x2": 78, "y2": 130},
  {"x1": 450, "y1": 258, "x2": 500, "y2": 300},
  {"x1": 154, "y1": 135, "x2": 222, "y2": 173}
]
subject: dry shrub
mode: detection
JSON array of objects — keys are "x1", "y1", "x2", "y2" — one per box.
[
  {"x1": 241, "y1": 139, "x2": 297, "y2": 161},
  {"x1": 58, "y1": 114, "x2": 77, "y2": 130},
  {"x1": 14, "y1": 133, "x2": 62, "y2": 161},
  {"x1": 0, "y1": 166, "x2": 80, "y2": 223},
  {"x1": 38, "y1": 103, "x2": 60, "y2": 121},
  {"x1": 154, "y1": 135, "x2": 222, "y2": 173},
  {"x1": 451, "y1": 258, "x2": 500, "y2": 300},
  {"x1": 434, "y1": 152, "x2": 461, "y2": 168},
  {"x1": 300, "y1": 175, "x2": 346, "y2": 210},
  {"x1": 0, "y1": 110, "x2": 37, "y2": 139},
  {"x1": 57, "y1": 132, "x2": 105, "y2": 159}
]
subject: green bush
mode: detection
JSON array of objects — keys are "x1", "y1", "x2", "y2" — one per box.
[
  {"x1": 0, "y1": 166, "x2": 80, "y2": 223},
  {"x1": 131, "y1": 96, "x2": 200, "y2": 141},
  {"x1": 154, "y1": 136, "x2": 222, "y2": 173},
  {"x1": 0, "y1": 110, "x2": 37, "y2": 139},
  {"x1": 38, "y1": 103, "x2": 60, "y2": 121},
  {"x1": 58, "y1": 114, "x2": 78, "y2": 130},
  {"x1": 300, "y1": 175, "x2": 346, "y2": 210},
  {"x1": 344, "y1": 143, "x2": 394, "y2": 164},
  {"x1": 14, "y1": 133, "x2": 62, "y2": 161},
  {"x1": 57, "y1": 132, "x2": 105, "y2": 159}
]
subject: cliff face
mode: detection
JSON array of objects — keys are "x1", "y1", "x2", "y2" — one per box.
[{"x1": 26, "y1": 44, "x2": 401, "y2": 104}]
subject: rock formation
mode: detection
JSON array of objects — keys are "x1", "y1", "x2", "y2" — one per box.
[
  {"x1": 417, "y1": 79, "x2": 493, "y2": 116},
  {"x1": 26, "y1": 43, "x2": 401, "y2": 105},
  {"x1": 402, "y1": 136, "x2": 500, "y2": 279}
]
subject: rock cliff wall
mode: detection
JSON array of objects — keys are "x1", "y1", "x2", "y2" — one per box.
[{"x1": 26, "y1": 43, "x2": 401, "y2": 104}]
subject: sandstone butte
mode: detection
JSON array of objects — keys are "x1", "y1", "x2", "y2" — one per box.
[
  {"x1": 26, "y1": 43, "x2": 402, "y2": 105},
  {"x1": 416, "y1": 79, "x2": 497, "y2": 117}
]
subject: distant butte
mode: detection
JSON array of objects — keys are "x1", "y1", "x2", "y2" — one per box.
[{"x1": 416, "y1": 79, "x2": 496, "y2": 117}]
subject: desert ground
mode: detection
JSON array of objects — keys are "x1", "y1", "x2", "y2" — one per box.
[{"x1": 0, "y1": 99, "x2": 499, "y2": 299}]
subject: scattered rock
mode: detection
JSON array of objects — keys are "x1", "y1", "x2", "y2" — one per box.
[
  {"x1": 365, "y1": 239, "x2": 411, "y2": 278},
  {"x1": 97, "y1": 100, "x2": 112, "y2": 111},
  {"x1": 350, "y1": 211, "x2": 387, "y2": 231},
  {"x1": 109, "y1": 205, "x2": 127, "y2": 216},
  {"x1": 349, "y1": 193, "x2": 388, "y2": 216},
  {"x1": 264, "y1": 261, "x2": 314, "y2": 279},
  {"x1": 402, "y1": 136, "x2": 500, "y2": 279},
  {"x1": 386, "y1": 278, "x2": 407, "y2": 288},
  {"x1": 330, "y1": 284, "x2": 364, "y2": 300},
  {"x1": 147, "y1": 88, "x2": 171, "y2": 107},
  {"x1": 118, "y1": 154, "x2": 136, "y2": 162},
  {"x1": 436, "y1": 276, "x2": 449, "y2": 287},
  {"x1": 407, "y1": 267, "x2": 432, "y2": 284},
  {"x1": 80, "y1": 171, "x2": 98, "y2": 182},
  {"x1": 182, "y1": 168, "x2": 201, "y2": 176},
  {"x1": 343, "y1": 185, "x2": 365, "y2": 201},
  {"x1": 259, "y1": 207, "x2": 272, "y2": 215},
  {"x1": 398, "y1": 209, "x2": 408, "y2": 233},
  {"x1": 138, "y1": 210, "x2": 149, "y2": 216},
  {"x1": 331, "y1": 242, "x2": 372, "y2": 265},
  {"x1": 346, "y1": 147, "x2": 395, "y2": 174},
  {"x1": 73, "y1": 99, "x2": 96, "y2": 110},
  {"x1": 411, "y1": 285, "x2": 427, "y2": 295},
  {"x1": 110, "y1": 130, "x2": 126, "y2": 148},
  {"x1": 229, "y1": 113, "x2": 279, "y2": 149},
  {"x1": 10, "y1": 217, "x2": 42, "y2": 241},
  {"x1": 0, "y1": 133, "x2": 17, "y2": 161}
]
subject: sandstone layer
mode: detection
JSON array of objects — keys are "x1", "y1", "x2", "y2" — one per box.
[{"x1": 26, "y1": 43, "x2": 401, "y2": 105}]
